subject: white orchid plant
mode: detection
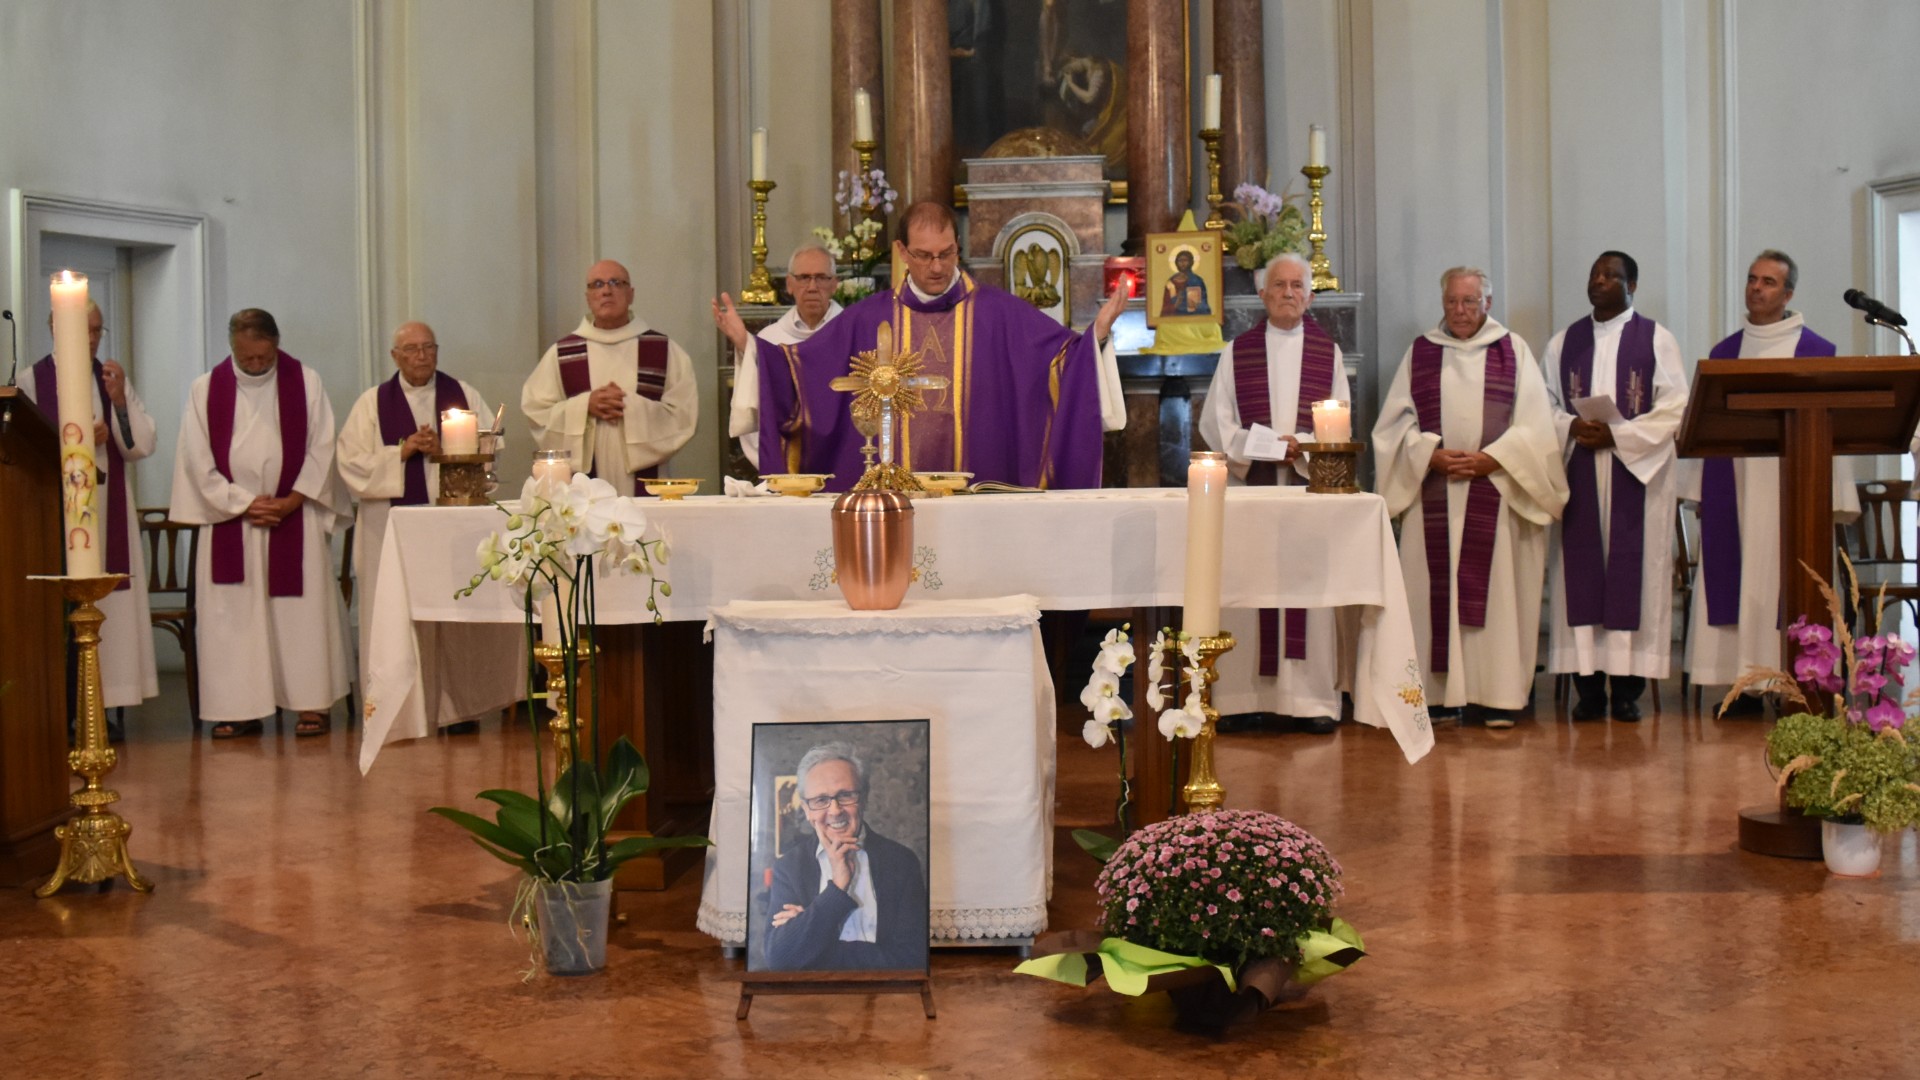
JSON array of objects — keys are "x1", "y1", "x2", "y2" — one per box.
[{"x1": 1076, "y1": 625, "x2": 1209, "y2": 861}]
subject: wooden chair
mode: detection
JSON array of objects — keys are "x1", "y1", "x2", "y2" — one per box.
[
  {"x1": 1835, "y1": 478, "x2": 1920, "y2": 632},
  {"x1": 139, "y1": 508, "x2": 201, "y2": 729}
]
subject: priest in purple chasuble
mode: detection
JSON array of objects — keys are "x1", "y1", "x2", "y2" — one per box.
[
  {"x1": 1197, "y1": 253, "x2": 1348, "y2": 734},
  {"x1": 1678, "y1": 250, "x2": 1858, "y2": 698},
  {"x1": 727, "y1": 242, "x2": 843, "y2": 469},
  {"x1": 20, "y1": 300, "x2": 159, "y2": 712},
  {"x1": 168, "y1": 309, "x2": 354, "y2": 739},
  {"x1": 1373, "y1": 267, "x2": 1568, "y2": 725},
  {"x1": 715, "y1": 202, "x2": 1129, "y2": 489},
  {"x1": 1541, "y1": 252, "x2": 1689, "y2": 723},
  {"x1": 522, "y1": 259, "x2": 698, "y2": 494}
]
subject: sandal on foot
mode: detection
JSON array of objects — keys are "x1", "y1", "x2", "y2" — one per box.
[
  {"x1": 211, "y1": 720, "x2": 263, "y2": 740},
  {"x1": 295, "y1": 712, "x2": 332, "y2": 737}
]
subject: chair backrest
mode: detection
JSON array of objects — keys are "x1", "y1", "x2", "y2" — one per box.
[
  {"x1": 138, "y1": 507, "x2": 198, "y2": 605},
  {"x1": 1838, "y1": 479, "x2": 1914, "y2": 569}
]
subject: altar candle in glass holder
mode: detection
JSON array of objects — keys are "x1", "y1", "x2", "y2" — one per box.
[
  {"x1": 530, "y1": 449, "x2": 572, "y2": 487},
  {"x1": 853, "y1": 88, "x2": 874, "y2": 143},
  {"x1": 1312, "y1": 399, "x2": 1351, "y2": 444},
  {"x1": 1183, "y1": 451, "x2": 1228, "y2": 639},
  {"x1": 50, "y1": 270, "x2": 103, "y2": 577},
  {"x1": 441, "y1": 408, "x2": 478, "y2": 455}
]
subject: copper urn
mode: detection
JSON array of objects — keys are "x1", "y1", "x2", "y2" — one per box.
[{"x1": 831, "y1": 489, "x2": 914, "y2": 610}]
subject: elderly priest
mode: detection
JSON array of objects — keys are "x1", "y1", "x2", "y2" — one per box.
[
  {"x1": 723, "y1": 242, "x2": 843, "y2": 471},
  {"x1": 1373, "y1": 267, "x2": 1568, "y2": 728},
  {"x1": 714, "y1": 201, "x2": 1128, "y2": 489},
  {"x1": 168, "y1": 309, "x2": 353, "y2": 739}
]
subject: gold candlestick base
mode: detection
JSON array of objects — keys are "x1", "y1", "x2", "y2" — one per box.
[
  {"x1": 31, "y1": 574, "x2": 152, "y2": 896},
  {"x1": 431, "y1": 452, "x2": 496, "y2": 506},
  {"x1": 850, "y1": 139, "x2": 881, "y2": 229},
  {"x1": 743, "y1": 179, "x2": 779, "y2": 305},
  {"x1": 1198, "y1": 128, "x2": 1226, "y2": 230},
  {"x1": 533, "y1": 639, "x2": 597, "y2": 780},
  {"x1": 1181, "y1": 631, "x2": 1236, "y2": 814},
  {"x1": 1305, "y1": 442, "x2": 1364, "y2": 494},
  {"x1": 1300, "y1": 164, "x2": 1340, "y2": 292}
]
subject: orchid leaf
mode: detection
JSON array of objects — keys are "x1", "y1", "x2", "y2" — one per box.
[{"x1": 1072, "y1": 829, "x2": 1120, "y2": 863}]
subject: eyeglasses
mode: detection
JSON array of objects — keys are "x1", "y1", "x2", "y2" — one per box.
[
  {"x1": 800, "y1": 789, "x2": 861, "y2": 811},
  {"x1": 396, "y1": 343, "x2": 439, "y2": 357},
  {"x1": 789, "y1": 274, "x2": 837, "y2": 286},
  {"x1": 587, "y1": 278, "x2": 631, "y2": 291},
  {"x1": 904, "y1": 246, "x2": 959, "y2": 266}
]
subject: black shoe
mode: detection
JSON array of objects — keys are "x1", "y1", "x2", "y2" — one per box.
[
  {"x1": 1428, "y1": 706, "x2": 1463, "y2": 723},
  {"x1": 1718, "y1": 693, "x2": 1765, "y2": 717},
  {"x1": 1482, "y1": 710, "x2": 1516, "y2": 729},
  {"x1": 1299, "y1": 716, "x2": 1338, "y2": 735},
  {"x1": 1571, "y1": 699, "x2": 1607, "y2": 722},
  {"x1": 444, "y1": 720, "x2": 481, "y2": 736},
  {"x1": 1611, "y1": 700, "x2": 1642, "y2": 723},
  {"x1": 1217, "y1": 712, "x2": 1280, "y2": 734}
]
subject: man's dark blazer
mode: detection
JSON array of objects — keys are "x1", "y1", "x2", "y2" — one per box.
[{"x1": 763, "y1": 827, "x2": 928, "y2": 971}]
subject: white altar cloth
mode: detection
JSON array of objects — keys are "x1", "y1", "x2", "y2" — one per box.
[
  {"x1": 361, "y1": 489, "x2": 1433, "y2": 772},
  {"x1": 695, "y1": 595, "x2": 1053, "y2": 947}
]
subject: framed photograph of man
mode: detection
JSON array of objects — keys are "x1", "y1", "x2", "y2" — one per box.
[
  {"x1": 1144, "y1": 232, "x2": 1224, "y2": 328},
  {"x1": 746, "y1": 720, "x2": 931, "y2": 975}
]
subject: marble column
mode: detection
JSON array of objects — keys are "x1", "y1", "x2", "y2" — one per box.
[
  {"x1": 1214, "y1": 0, "x2": 1267, "y2": 192},
  {"x1": 891, "y1": 0, "x2": 953, "y2": 210},
  {"x1": 1125, "y1": 0, "x2": 1188, "y2": 251},
  {"x1": 830, "y1": 0, "x2": 885, "y2": 229}
]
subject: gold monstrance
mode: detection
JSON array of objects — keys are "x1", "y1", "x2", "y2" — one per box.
[{"x1": 829, "y1": 323, "x2": 949, "y2": 492}]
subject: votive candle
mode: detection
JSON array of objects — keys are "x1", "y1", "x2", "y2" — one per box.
[
  {"x1": 530, "y1": 449, "x2": 572, "y2": 487},
  {"x1": 1311, "y1": 399, "x2": 1351, "y2": 444}
]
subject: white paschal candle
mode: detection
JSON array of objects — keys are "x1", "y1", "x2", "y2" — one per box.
[
  {"x1": 853, "y1": 88, "x2": 874, "y2": 143},
  {"x1": 1203, "y1": 73, "x2": 1222, "y2": 131},
  {"x1": 751, "y1": 127, "x2": 768, "y2": 182},
  {"x1": 441, "y1": 408, "x2": 478, "y2": 455},
  {"x1": 50, "y1": 271, "x2": 103, "y2": 577},
  {"x1": 1312, "y1": 399, "x2": 1351, "y2": 444},
  {"x1": 1183, "y1": 451, "x2": 1228, "y2": 639},
  {"x1": 1308, "y1": 123, "x2": 1327, "y2": 168}
]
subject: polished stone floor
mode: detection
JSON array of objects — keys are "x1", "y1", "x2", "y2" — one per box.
[{"x1": 5, "y1": 671, "x2": 1918, "y2": 1079}]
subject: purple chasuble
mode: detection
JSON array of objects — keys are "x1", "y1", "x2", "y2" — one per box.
[
  {"x1": 555, "y1": 331, "x2": 671, "y2": 493},
  {"x1": 376, "y1": 372, "x2": 469, "y2": 506},
  {"x1": 30, "y1": 356, "x2": 131, "y2": 589},
  {"x1": 1557, "y1": 313, "x2": 1657, "y2": 631},
  {"x1": 1228, "y1": 318, "x2": 1337, "y2": 672},
  {"x1": 1410, "y1": 334, "x2": 1516, "y2": 673},
  {"x1": 205, "y1": 354, "x2": 309, "y2": 597},
  {"x1": 754, "y1": 272, "x2": 1107, "y2": 491},
  {"x1": 1698, "y1": 325, "x2": 1837, "y2": 625}
]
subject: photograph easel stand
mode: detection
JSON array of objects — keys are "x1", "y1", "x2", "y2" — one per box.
[{"x1": 735, "y1": 970, "x2": 935, "y2": 1020}]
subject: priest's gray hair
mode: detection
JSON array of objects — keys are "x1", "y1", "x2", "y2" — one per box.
[
  {"x1": 1754, "y1": 248, "x2": 1798, "y2": 291},
  {"x1": 795, "y1": 741, "x2": 868, "y2": 796},
  {"x1": 788, "y1": 242, "x2": 838, "y2": 277},
  {"x1": 1264, "y1": 252, "x2": 1312, "y2": 282},
  {"x1": 228, "y1": 307, "x2": 281, "y2": 343},
  {"x1": 1439, "y1": 266, "x2": 1492, "y2": 298}
]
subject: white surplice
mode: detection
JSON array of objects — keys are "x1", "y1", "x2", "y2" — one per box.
[
  {"x1": 1373, "y1": 318, "x2": 1569, "y2": 710},
  {"x1": 20, "y1": 364, "x2": 159, "y2": 708},
  {"x1": 1199, "y1": 322, "x2": 1350, "y2": 718},
  {"x1": 337, "y1": 373, "x2": 519, "y2": 727},
  {"x1": 730, "y1": 301, "x2": 842, "y2": 467},
  {"x1": 168, "y1": 360, "x2": 353, "y2": 721},
  {"x1": 1679, "y1": 313, "x2": 1860, "y2": 686},
  {"x1": 521, "y1": 316, "x2": 697, "y2": 489},
  {"x1": 1542, "y1": 309, "x2": 1688, "y2": 679}
]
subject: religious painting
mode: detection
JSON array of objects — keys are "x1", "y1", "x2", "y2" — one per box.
[
  {"x1": 1144, "y1": 231, "x2": 1224, "y2": 328},
  {"x1": 1002, "y1": 219, "x2": 1070, "y2": 325},
  {"x1": 949, "y1": 0, "x2": 1129, "y2": 187},
  {"x1": 746, "y1": 719, "x2": 931, "y2": 974}
]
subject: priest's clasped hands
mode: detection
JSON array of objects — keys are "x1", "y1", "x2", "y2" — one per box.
[
  {"x1": 1567, "y1": 418, "x2": 1616, "y2": 449},
  {"x1": 245, "y1": 491, "x2": 305, "y2": 528},
  {"x1": 397, "y1": 424, "x2": 440, "y2": 460},
  {"x1": 1429, "y1": 448, "x2": 1501, "y2": 480},
  {"x1": 587, "y1": 382, "x2": 626, "y2": 421}
]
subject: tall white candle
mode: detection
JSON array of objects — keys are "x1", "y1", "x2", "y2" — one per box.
[
  {"x1": 1308, "y1": 123, "x2": 1327, "y2": 168},
  {"x1": 751, "y1": 127, "x2": 768, "y2": 182},
  {"x1": 853, "y1": 88, "x2": 874, "y2": 143},
  {"x1": 1183, "y1": 451, "x2": 1228, "y2": 639},
  {"x1": 50, "y1": 271, "x2": 103, "y2": 577},
  {"x1": 441, "y1": 408, "x2": 478, "y2": 455},
  {"x1": 1312, "y1": 400, "x2": 1351, "y2": 444},
  {"x1": 1203, "y1": 73, "x2": 1222, "y2": 131}
]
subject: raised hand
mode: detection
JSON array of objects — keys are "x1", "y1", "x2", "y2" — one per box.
[{"x1": 711, "y1": 293, "x2": 751, "y2": 352}]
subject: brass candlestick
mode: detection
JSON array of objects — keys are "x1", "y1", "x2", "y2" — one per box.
[
  {"x1": 743, "y1": 179, "x2": 778, "y2": 305},
  {"x1": 1198, "y1": 128, "x2": 1226, "y2": 230},
  {"x1": 33, "y1": 574, "x2": 152, "y2": 896},
  {"x1": 1305, "y1": 442, "x2": 1365, "y2": 494},
  {"x1": 1180, "y1": 631, "x2": 1236, "y2": 813},
  {"x1": 1300, "y1": 164, "x2": 1340, "y2": 292},
  {"x1": 533, "y1": 639, "x2": 597, "y2": 781},
  {"x1": 851, "y1": 139, "x2": 880, "y2": 226}
]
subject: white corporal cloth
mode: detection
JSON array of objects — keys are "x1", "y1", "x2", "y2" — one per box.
[
  {"x1": 359, "y1": 488, "x2": 1435, "y2": 771},
  {"x1": 695, "y1": 595, "x2": 1052, "y2": 946}
]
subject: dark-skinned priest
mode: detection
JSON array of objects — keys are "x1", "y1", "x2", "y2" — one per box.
[{"x1": 713, "y1": 202, "x2": 1128, "y2": 489}]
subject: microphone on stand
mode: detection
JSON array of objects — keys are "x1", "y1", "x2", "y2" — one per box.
[{"x1": 1844, "y1": 288, "x2": 1907, "y2": 327}]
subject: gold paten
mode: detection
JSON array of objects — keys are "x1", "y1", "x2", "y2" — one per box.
[
  {"x1": 34, "y1": 573, "x2": 153, "y2": 896},
  {"x1": 1180, "y1": 632, "x2": 1237, "y2": 814}
]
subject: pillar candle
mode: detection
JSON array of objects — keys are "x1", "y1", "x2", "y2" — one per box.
[
  {"x1": 1312, "y1": 400, "x2": 1351, "y2": 444},
  {"x1": 1203, "y1": 73, "x2": 1222, "y2": 131},
  {"x1": 50, "y1": 271, "x2": 103, "y2": 577},
  {"x1": 441, "y1": 408, "x2": 478, "y2": 455},
  {"x1": 751, "y1": 127, "x2": 768, "y2": 181},
  {"x1": 530, "y1": 450, "x2": 572, "y2": 488},
  {"x1": 1308, "y1": 124, "x2": 1327, "y2": 168},
  {"x1": 853, "y1": 89, "x2": 874, "y2": 143},
  {"x1": 1183, "y1": 451, "x2": 1228, "y2": 638}
]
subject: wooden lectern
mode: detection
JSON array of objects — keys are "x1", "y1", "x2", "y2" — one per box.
[
  {"x1": 1676, "y1": 353, "x2": 1920, "y2": 855},
  {"x1": 0, "y1": 387, "x2": 74, "y2": 884}
]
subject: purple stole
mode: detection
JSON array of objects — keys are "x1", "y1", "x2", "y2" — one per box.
[
  {"x1": 30, "y1": 356, "x2": 131, "y2": 590},
  {"x1": 1698, "y1": 325, "x2": 1837, "y2": 625},
  {"x1": 376, "y1": 372, "x2": 469, "y2": 506},
  {"x1": 1411, "y1": 333, "x2": 1516, "y2": 673},
  {"x1": 1229, "y1": 318, "x2": 1337, "y2": 674},
  {"x1": 1557, "y1": 314, "x2": 1657, "y2": 630},
  {"x1": 205, "y1": 354, "x2": 309, "y2": 597},
  {"x1": 556, "y1": 331, "x2": 670, "y2": 492}
]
